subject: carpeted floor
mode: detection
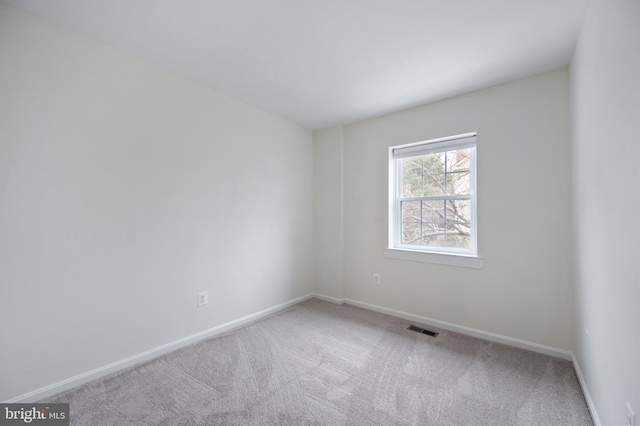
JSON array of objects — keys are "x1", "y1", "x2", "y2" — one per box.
[{"x1": 43, "y1": 299, "x2": 593, "y2": 425}]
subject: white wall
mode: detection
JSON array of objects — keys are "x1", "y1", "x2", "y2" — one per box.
[
  {"x1": 315, "y1": 69, "x2": 574, "y2": 351},
  {"x1": 0, "y1": 4, "x2": 313, "y2": 402},
  {"x1": 313, "y1": 127, "x2": 344, "y2": 300},
  {"x1": 570, "y1": 0, "x2": 640, "y2": 424}
]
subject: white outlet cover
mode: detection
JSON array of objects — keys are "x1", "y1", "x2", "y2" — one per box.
[{"x1": 197, "y1": 291, "x2": 208, "y2": 307}]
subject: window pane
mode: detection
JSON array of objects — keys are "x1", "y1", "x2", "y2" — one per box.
[
  {"x1": 448, "y1": 149, "x2": 470, "y2": 172},
  {"x1": 447, "y1": 171, "x2": 470, "y2": 195},
  {"x1": 424, "y1": 174, "x2": 446, "y2": 196},
  {"x1": 446, "y1": 199, "x2": 471, "y2": 223},
  {"x1": 445, "y1": 223, "x2": 471, "y2": 249},
  {"x1": 423, "y1": 152, "x2": 445, "y2": 175},
  {"x1": 422, "y1": 200, "x2": 444, "y2": 222},
  {"x1": 402, "y1": 222, "x2": 422, "y2": 245},
  {"x1": 423, "y1": 222, "x2": 446, "y2": 247},
  {"x1": 403, "y1": 175, "x2": 423, "y2": 197},
  {"x1": 403, "y1": 156, "x2": 423, "y2": 176},
  {"x1": 401, "y1": 201, "x2": 421, "y2": 222},
  {"x1": 447, "y1": 233, "x2": 471, "y2": 248},
  {"x1": 444, "y1": 199, "x2": 471, "y2": 250}
]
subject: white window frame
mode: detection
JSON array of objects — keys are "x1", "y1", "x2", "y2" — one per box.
[{"x1": 385, "y1": 132, "x2": 483, "y2": 269}]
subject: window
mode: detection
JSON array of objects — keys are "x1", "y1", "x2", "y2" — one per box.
[{"x1": 386, "y1": 132, "x2": 481, "y2": 267}]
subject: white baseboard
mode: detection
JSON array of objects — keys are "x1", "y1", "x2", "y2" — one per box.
[
  {"x1": 6, "y1": 293, "x2": 314, "y2": 403},
  {"x1": 340, "y1": 297, "x2": 573, "y2": 361},
  {"x1": 572, "y1": 354, "x2": 601, "y2": 426},
  {"x1": 311, "y1": 292, "x2": 344, "y2": 305}
]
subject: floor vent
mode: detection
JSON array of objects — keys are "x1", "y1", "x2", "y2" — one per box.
[{"x1": 407, "y1": 325, "x2": 439, "y2": 337}]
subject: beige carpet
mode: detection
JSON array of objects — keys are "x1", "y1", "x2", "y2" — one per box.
[{"x1": 43, "y1": 298, "x2": 592, "y2": 425}]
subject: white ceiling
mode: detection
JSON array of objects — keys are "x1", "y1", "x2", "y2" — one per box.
[{"x1": 1, "y1": 0, "x2": 590, "y2": 130}]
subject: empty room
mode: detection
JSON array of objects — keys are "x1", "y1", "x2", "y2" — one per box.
[{"x1": 0, "y1": 0, "x2": 638, "y2": 425}]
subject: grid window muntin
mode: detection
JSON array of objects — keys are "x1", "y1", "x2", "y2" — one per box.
[{"x1": 389, "y1": 133, "x2": 477, "y2": 256}]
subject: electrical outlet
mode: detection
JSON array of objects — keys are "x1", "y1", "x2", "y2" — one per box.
[
  {"x1": 627, "y1": 402, "x2": 636, "y2": 426},
  {"x1": 197, "y1": 291, "x2": 208, "y2": 307},
  {"x1": 373, "y1": 273, "x2": 381, "y2": 284}
]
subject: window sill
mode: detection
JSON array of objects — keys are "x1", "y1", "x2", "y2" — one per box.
[{"x1": 384, "y1": 248, "x2": 484, "y2": 269}]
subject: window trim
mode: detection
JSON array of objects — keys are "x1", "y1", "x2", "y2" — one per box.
[{"x1": 387, "y1": 132, "x2": 482, "y2": 268}]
